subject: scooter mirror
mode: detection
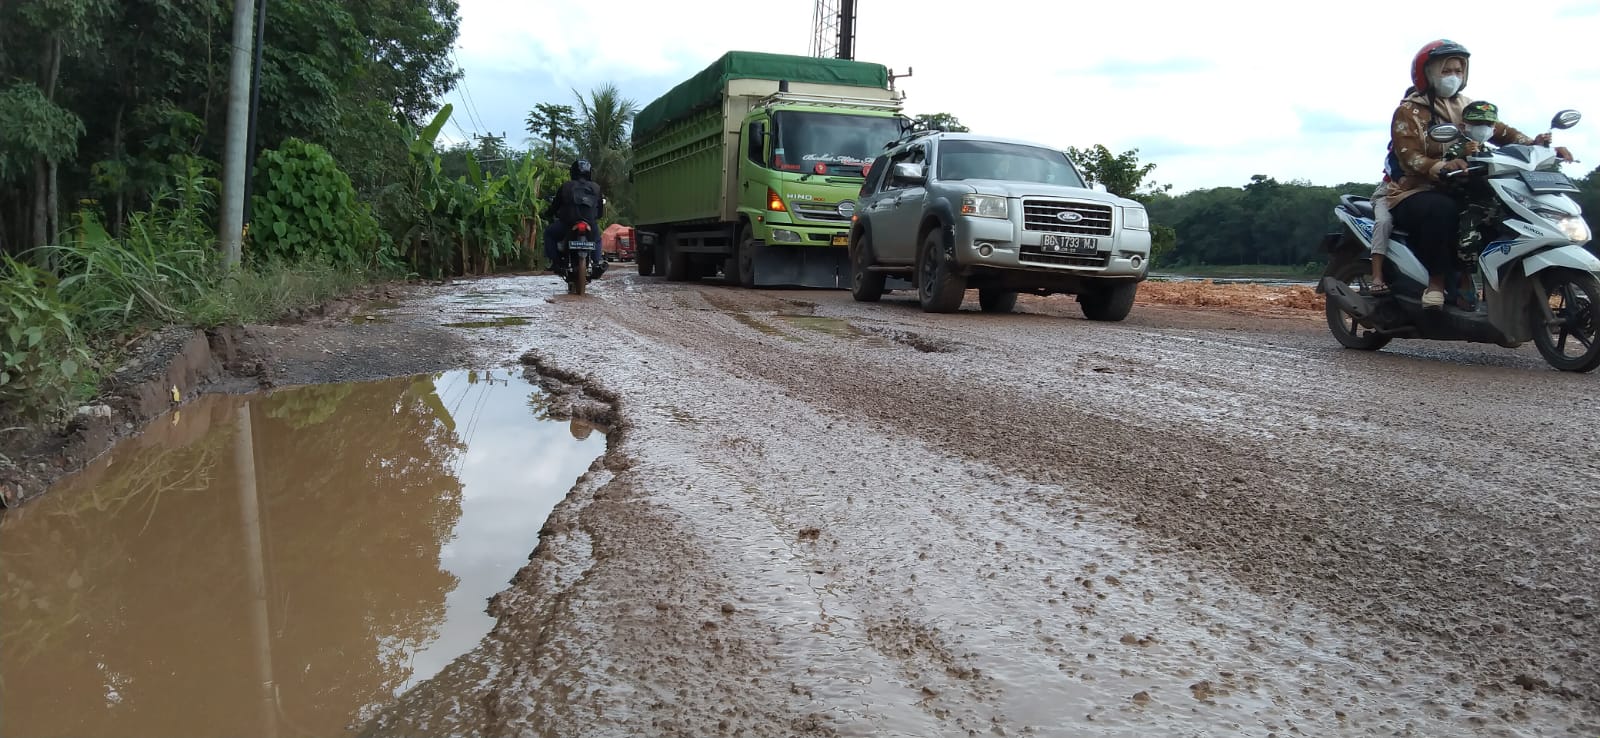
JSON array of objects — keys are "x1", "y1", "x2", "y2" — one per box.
[
  {"x1": 1427, "y1": 124, "x2": 1461, "y2": 143},
  {"x1": 1551, "y1": 110, "x2": 1582, "y2": 130}
]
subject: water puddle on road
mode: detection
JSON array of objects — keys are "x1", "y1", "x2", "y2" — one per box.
[{"x1": 0, "y1": 369, "x2": 605, "y2": 738}]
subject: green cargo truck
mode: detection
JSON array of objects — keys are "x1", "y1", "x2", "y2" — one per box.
[{"x1": 631, "y1": 51, "x2": 906, "y2": 288}]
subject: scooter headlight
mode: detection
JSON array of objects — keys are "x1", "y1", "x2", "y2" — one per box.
[
  {"x1": 1557, "y1": 216, "x2": 1591, "y2": 243},
  {"x1": 1535, "y1": 208, "x2": 1592, "y2": 243}
]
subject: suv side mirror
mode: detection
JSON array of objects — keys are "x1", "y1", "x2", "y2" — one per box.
[
  {"x1": 1091, "y1": 182, "x2": 1108, "y2": 193},
  {"x1": 1552, "y1": 109, "x2": 1582, "y2": 130},
  {"x1": 1427, "y1": 124, "x2": 1460, "y2": 143},
  {"x1": 893, "y1": 162, "x2": 925, "y2": 184}
]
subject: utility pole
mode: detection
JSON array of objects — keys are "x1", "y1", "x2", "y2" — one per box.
[
  {"x1": 219, "y1": 0, "x2": 257, "y2": 269},
  {"x1": 242, "y1": 0, "x2": 269, "y2": 226}
]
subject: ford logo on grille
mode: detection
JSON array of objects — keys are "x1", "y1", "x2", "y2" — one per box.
[
  {"x1": 1056, "y1": 211, "x2": 1084, "y2": 223},
  {"x1": 837, "y1": 200, "x2": 856, "y2": 217}
]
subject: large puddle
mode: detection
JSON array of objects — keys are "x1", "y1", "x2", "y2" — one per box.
[{"x1": 0, "y1": 370, "x2": 606, "y2": 738}]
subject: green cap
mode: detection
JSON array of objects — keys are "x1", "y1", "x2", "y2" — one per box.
[{"x1": 1463, "y1": 100, "x2": 1499, "y2": 123}]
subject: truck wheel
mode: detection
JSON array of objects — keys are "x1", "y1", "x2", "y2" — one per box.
[
  {"x1": 735, "y1": 228, "x2": 758, "y2": 287},
  {"x1": 637, "y1": 248, "x2": 655, "y2": 276},
  {"x1": 664, "y1": 243, "x2": 690, "y2": 281},
  {"x1": 1078, "y1": 282, "x2": 1137, "y2": 322},
  {"x1": 918, "y1": 227, "x2": 966, "y2": 313},
  {"x1": 978, "y1": 289, "x2": 1017, "y2": 313},
  {"x1": 850, "y1": 230, "x2": 885, "y2": 302}
]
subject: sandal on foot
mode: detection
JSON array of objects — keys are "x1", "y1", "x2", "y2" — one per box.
[
  {"x1": 1421, "y1": 288, "x2": 1445, "y2": 309},
  {"x1": 1370, "y1": 281, "x2": 1392, "y2": 296}
]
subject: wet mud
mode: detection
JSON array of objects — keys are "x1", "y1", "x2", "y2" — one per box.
[{"x1": 350, "y1": 273, "x2": 1599, "y2": 737}]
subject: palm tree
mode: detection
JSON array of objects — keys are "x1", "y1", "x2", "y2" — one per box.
[{"x1": 573, "y1": 84, "x2": 639, "y2": 218}]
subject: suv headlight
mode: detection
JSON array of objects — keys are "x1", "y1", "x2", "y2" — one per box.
[
  {"x1": 961, "y1": 194, "x2": 1008, "y2": 219},
  {"x1": 1121, "y1": 205, "x2": 1149, "y2": 230}
]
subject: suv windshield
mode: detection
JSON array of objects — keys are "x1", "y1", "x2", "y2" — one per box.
[
  {"x1": 936, "y1": 140, "x2": 1086, "y2": 187},
  {"x1": 772, "y1": 111, "x2": 904, "y2": 177}
]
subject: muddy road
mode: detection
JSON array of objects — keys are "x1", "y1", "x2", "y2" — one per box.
[{"x1": 332, "y1": 272, "x2": 1598, "y2": 736}]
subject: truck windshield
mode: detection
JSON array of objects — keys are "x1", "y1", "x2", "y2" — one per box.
[
  {"x1": 936, "y1": 140, "x2": 1086, "y2": 187},
  {"x1": 772, "y1": 111, "x2": 903, "y2": 177}
]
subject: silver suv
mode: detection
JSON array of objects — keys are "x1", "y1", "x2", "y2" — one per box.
[{"x1": 849, "y1": 131, "x2": 1151, "y2": 319}]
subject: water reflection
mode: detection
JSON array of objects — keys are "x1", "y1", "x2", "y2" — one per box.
[{"x1": 0, "y1": 370, "x2": 605, "y2": 738}]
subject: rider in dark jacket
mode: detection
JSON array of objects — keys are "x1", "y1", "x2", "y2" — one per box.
[{"x1": 544, "y1": 159, "x2": 605, "y2": 277}]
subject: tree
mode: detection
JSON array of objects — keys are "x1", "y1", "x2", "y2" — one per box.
[
  {"x1": 524, "y1": 102, "x2": 577, "y2": 161},
  {"x1": 914, "y1": 112, "x2": 968, "y2": 132},
  {"x1": 1066, "y1": 144, "x2": 1177, "y2": 265},
  {"x1": 1576, "y1": 165, "x2": 1599, "y2": 253},
  {"x1": 573, "y1": 84, "x2": 638, "y2": 221}
]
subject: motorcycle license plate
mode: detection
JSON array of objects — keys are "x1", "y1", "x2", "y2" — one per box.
[
  {"x1": 1519, "y1": 170, "x2": 1579, "y2": 194},
  {"x1": 831, "y1": 233, "x2": 849, "y2": 246},
  {"x1": 1041, "y1": 234, "x2": 1098, "y2": 255}
]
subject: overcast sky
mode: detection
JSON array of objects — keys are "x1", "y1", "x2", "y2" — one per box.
[{"x1": 443, "y1": 0, "x2": 1600, "y2": 194}]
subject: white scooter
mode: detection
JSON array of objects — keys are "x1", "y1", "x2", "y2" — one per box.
[{"x1": 1319, "y1": 110, "x2": 1600, "y2": 372}]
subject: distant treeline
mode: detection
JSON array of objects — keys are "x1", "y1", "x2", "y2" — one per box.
[{"x1": 1147, "y1": 168, "x2": 1600, "y2": 267}]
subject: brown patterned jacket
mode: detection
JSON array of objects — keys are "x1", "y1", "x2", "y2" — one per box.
[{"x1": 1387, "y1": 92, "x2": 1532, "y2": 209}]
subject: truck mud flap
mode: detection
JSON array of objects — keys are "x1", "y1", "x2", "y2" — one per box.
[{"x1": 751, "y1": 242, "x2": 850, "y2": 289}]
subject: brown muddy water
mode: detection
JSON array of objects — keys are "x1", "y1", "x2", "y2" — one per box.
[{"x1": 0, "y1": 370, "x2": 605, "y2": 738}]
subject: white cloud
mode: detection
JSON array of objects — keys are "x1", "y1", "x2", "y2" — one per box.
[{"x1": 449, "y1": 0, "x2": 1600, "y2": 192}]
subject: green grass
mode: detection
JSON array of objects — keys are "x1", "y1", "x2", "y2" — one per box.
[{"x1": 184, "y1": 260, "x2": 394, "y2": 327}]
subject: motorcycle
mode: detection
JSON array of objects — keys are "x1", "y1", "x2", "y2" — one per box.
[
  {"x1": 556, "y1": 221, "x2": 604, "y2": 296},
  {"x1": 1318, "y1": 109, "x2": 1600, "y2": 372}
]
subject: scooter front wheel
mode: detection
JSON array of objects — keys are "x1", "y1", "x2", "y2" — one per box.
[
  {"x1": 1532, "y1": 269, "x2": 1600, "y2": 372},
  {"x1": 1325, "y1": 260, "x2": 1391, "y2": 351}
]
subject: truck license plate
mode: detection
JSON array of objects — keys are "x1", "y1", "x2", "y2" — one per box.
[
  {"x1": 1041, "y1": 234, "x2": 1098, "y2": 255},
  {"x1": 831, "y1": 233, "x2": 849, "y2": 247}
]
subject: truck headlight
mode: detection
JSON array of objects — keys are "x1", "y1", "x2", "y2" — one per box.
[
  {"x1": 1121, "y1": 205, "x2": 1149, "y2": 230},
  {"x1": 961, "y1": 195, "x2": 1008, "y2": 219}
]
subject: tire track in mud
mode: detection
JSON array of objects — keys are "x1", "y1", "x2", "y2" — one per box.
[
  {"x1": 367, "y1": 275, "x2": 1598, "y2": 736},
  {"x1": 609, "y1": 279, "x2": 1600, "y2": 728}
]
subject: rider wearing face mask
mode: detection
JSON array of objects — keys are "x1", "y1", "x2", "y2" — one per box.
[{"x1": 1385, "y1": 39, "x2": 1572, "y2": 308}]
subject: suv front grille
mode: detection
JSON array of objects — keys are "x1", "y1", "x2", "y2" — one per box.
[
  {"x1": 1018, "y1": 246, "x2": 1110, "y2": 269},
  {"x1": 1023, "y1": 200, "x2": 1114, "y2": 235}
]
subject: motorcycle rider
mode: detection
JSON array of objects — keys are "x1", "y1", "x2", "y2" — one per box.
[
  {"x1": 543, "y1": 159, "x2": 606, "y2": 279},
  {"x1": 1385, "y1": 39, "x2": 1573, "y2": 308}
]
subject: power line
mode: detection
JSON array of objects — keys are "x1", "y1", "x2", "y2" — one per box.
[{"x1": 450, "y1": 49, "x2": 491, "y2": 135}]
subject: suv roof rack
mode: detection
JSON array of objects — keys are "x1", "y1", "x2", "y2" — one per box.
[{"x1": 883, "y1": 125, "x2": 944, "y2": 150}]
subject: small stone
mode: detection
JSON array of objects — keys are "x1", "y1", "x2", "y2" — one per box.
[
  {"x1": 1131, "y1": 691, "x2": 1151, "y2": 705},
  {"x1": 720, "y1": 603, "x2": 736, "y2": 615}
]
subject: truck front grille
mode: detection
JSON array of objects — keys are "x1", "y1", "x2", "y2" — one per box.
[
  {"x1": 792, "y1": 203, "x2": 852, "y2": 223},
  {"x1": 1023, "y1": 200, "x2": 1114, "y2": 235},
  {"x1": 1018, "y1": 246, "x2": 1110, "y2": 269}
]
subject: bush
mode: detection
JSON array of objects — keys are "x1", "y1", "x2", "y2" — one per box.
[
  {"x1": 0, "y1": 258, "x2": 94, "y2": 423},
  {"x1": 49, "y1": 180, "x2": 218, "y2": 335},
  {"x1": 250, "y1": 138, "x2": 383, "y2": 266}
]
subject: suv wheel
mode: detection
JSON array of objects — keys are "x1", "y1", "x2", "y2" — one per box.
[
  {"x1": 918, "y1": 227, "x2": 966, "y2": 313},
  {"x1": 978, "y1": 289, "x2": 1018, "y2": 313},
  {"x1": 1079, "y1": 282, "x2": 1137, "y2": 321},
  {"x1": 850, "y1": 230, "x2": 886, "y2": 302}
]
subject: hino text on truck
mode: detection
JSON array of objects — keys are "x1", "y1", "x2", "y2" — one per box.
[{"x1": 631, "y1": 51, "x2": 907, "y2": 288}]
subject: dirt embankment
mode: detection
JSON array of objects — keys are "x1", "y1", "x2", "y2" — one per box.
[{"x1": 0, "y1": 283, "x2": 476, "y2": 507}]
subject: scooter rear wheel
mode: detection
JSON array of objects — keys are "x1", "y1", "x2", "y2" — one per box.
[
  {"x1": 1325, "y1": 260, "x2": 1391, "y2": 351},
  {"x1": 571, "y1": 255, "x2": 587, "y2": 296},
  {"x1": 1532, "y1": 269, "x2": 1600, "y2": 372}
]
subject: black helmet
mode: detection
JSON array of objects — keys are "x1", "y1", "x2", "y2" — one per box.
[{"x1": 570, "y1": 159, "x2": 593, "y2": 180}]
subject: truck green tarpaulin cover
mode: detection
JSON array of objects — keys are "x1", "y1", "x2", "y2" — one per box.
[{"x1": 632, "y1": 51, "x2": 889, "y2": 143}]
